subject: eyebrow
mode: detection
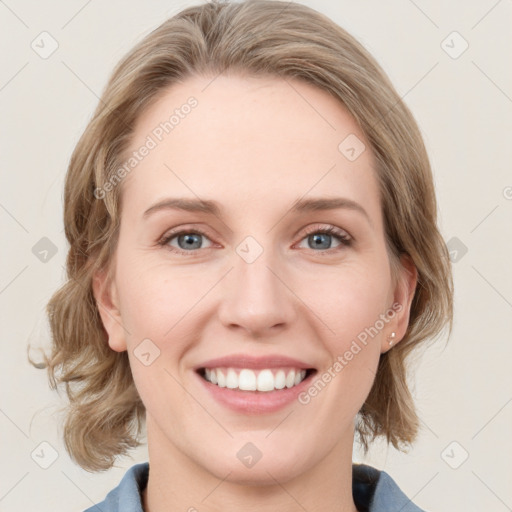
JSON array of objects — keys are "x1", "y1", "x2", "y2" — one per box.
[{"x1": 143, "y1": 196, "x2": 370, "y2": 223}]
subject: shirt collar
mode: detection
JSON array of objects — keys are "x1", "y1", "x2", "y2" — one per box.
[{"x1": 84, "y1": 462, "x2": 426, "y2": 512}]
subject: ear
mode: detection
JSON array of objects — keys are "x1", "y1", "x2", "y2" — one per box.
[
  {"x1": 92, "y1": 267, "x2": 127, "y2": 352},
  {"x1": 381, "y1": 253, "x2": 418, "y2": 354}
]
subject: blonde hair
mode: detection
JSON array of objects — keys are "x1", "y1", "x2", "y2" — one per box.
[{"x1": 33, "y1": 0, "x2": 453, "y2": 471}]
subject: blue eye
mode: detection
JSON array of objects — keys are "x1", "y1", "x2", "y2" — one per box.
[
  {"x1": 299, "y1": 226, "x2": 352, "y2": 252},
  {"x1": 161, "y1": 231, "x2": 213, "y2": 254},
  {"x1": 158, "y1": 225, "x2": 352, "y2": 256}
]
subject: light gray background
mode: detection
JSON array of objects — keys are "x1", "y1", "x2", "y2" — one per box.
[{"x1": 1, "y1": 1, "x2": 511, "y2": 511}]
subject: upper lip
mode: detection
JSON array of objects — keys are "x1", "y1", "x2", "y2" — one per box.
[{"x1": 195, "y1": 354, "x2": 316, "y2": 370}]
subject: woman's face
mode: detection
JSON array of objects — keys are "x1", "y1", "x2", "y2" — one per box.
[{"x1": 94, "y1": 74, "x2": 416, "y2": 483}]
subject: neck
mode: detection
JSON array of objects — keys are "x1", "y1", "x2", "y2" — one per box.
[{"x1": 143, "y1": 416, "x2": 359, "y2": 512}]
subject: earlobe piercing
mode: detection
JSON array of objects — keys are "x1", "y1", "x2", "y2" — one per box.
[{"x1": 388, "y1": 332, "x2": 396, "y2": 346}]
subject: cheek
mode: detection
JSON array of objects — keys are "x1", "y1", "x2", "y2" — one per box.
[
  {"x1": 304, "y1": 262, "x2": 391, "y2": 340},
  {"x1": 115, "y1": 252, "x2": 209, "y2": 340},
  {"x1": 305, "y1": 262, "x2": 391, "y2": 398}
]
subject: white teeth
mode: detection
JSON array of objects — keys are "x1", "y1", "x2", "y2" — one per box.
[
  {"x1": 285, "y1": 370, "x2": 295, "y2": 388},
  {"x1": 217, "y1": 369, "x2": 226, "y2": 387},
  {"x1": 257, "y1": 369, "x2": 274, "y2": 392},
  {"x1": 202, "y1": 367, "x2": 308, "y2": 392},
  {"x1": 274, "y1": 370, "x2": 286, "y2": 390},
  {"x1": 239, "y1": 369, "x2": 257, "y2": 391},
  {"x1": 226, "y1": 368, "x2": 238, "y2": 389}
]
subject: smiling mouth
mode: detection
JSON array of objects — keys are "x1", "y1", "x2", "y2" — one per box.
[{"x1": 197, "y1": 367, "x2": 317, "y2": 392}]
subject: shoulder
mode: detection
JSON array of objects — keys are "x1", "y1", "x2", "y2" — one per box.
[
  {"x1": 82, "y1": 463, "x2": 149, "y2": 512},
  {"x1": 352, "y1": 463, "x2": 428, "y2": 512}
]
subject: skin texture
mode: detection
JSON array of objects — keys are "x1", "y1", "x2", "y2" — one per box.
[{"x1": 93, "y1": 74, "x2": 417, "y2": 512}]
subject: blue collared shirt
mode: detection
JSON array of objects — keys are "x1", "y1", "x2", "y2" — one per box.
[{"x1": 84, "y1": 462, "x2": 426, "y2": 512}]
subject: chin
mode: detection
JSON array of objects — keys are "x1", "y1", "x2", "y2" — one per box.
[
  {"x1": 213, "y1": 459, "x2": 307, "y2": 487},
  {"x1": 194, "y1": 440, "x2": 313, "y2": 486}
]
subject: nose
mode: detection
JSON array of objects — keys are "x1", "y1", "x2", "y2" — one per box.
[{"x1": 217, "y1": 243, "x2": 296, "y2": 338}]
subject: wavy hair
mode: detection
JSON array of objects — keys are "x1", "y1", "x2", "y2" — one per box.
[{"x1": 32, "y1": 0, "x2": 453, "y2": 471}]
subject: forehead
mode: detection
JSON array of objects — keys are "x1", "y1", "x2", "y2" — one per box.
[{"x1": 120, "y1": 73, "x2": 381, "y2": 224}]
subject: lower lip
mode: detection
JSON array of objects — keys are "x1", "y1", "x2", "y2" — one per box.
[{"x1": 195, "y1": 370, "x2": 315, "y2": 414}]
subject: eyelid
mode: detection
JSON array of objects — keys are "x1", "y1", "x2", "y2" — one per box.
[
  {"x1": 293, "y1": 224, "x2": 353, "y2": 253},
  {"x1": 158, "y1": 222, "x2": 353, "y2": 255},
  {"x1": 157, "y1": 224, "x2": 217, "y2": 250},
  {"x1": 301, "y1": 223, "x2": 352, "y2": 241}
]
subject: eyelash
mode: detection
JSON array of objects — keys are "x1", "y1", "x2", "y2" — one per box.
[{"x1": 158, "y1": 224, "x2": 353, "y2": 257}]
